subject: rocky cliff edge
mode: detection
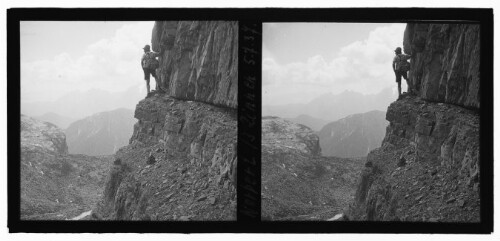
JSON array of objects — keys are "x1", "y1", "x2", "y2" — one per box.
[
  {"x1": 93, "y1": 21, "x2": 238, "y2": 220},
  {"x1": 94, "y1": 95, "x2": 237, "y2": 220},
  {"x1": 349, "y1": 23, "x2": 480, "y2": 222}
]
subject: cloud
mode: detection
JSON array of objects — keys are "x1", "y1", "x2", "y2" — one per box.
[
  {"x1": 263, "y1": 23, "x2": 406, "y2": 105},
  {"x1": 21, "y1": 22, "x2": 155, "y2": 102}
]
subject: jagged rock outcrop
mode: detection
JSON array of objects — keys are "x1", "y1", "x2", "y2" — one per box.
[
  {"x1": 65, "y1": 108, "x2": 136, "y2": 156},
  {"x1": 21, "y1": 114, "x2": 68, "y2": 155},
  {"x1": 403, "y1": 23, "x2": 480, "y2": 109},
  {"x1": 349, "y1": 23, "x2": 480, "y2": 222},
  {"x1": 21, "y1": 115, "x2": 110, "y2": 220},
  {"x1": 318, "y1": 110, "x2": 388, "y2": 158},
  {"x1": 384, "y1": 98, "x2": 479, "y2": 175},
  {"x1": 262, "y1": 116, "x2": 321, "y2": 156},
  {"x1": 94, "y1": 95, "x2": 237, "y2": 220},
  {"x1": 262, "y1": 117, "x2": 363, "y2": 220},
  {"x1": 151, "y1": 21, "x2": 238, "y2": 108}
]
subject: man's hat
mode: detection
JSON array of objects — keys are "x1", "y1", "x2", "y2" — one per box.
[
  {"x1": 395, "y1": 47, "x2": 402, "y2": 53},
  {"x1": 143, "y1": 45, "x2": 151, "y2": 51}
]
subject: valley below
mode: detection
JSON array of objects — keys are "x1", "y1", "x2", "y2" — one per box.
[
  {"x1": 261, "y1": 117, "x2": 364, "y2": 220},
  {"x1": 20, "y1": 115, "x2": 112, "y2": 220}
]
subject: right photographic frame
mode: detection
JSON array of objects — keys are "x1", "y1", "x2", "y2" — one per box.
[{"x1": 260, "y1": 9, "x2": 493, "y2": 232}]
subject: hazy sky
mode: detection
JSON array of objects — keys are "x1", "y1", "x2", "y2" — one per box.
[
  {"x1": 21, "y1": 21, "x2": 155, "y2": 103},
  {"x1": 263, "y1": 23, "x2": 407, "y2": 105}
]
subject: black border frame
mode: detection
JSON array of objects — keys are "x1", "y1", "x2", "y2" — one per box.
[{"x1": 7, "y1": 8, "x2": 493, "y2": 233}]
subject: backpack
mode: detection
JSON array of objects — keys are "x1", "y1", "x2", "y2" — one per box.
[
  {"x1": 397, "y1": 54, "x2": 410, "y2": 72},
  {"x1": 142, "y1": 52, "x2": 160, "y2": 69}
]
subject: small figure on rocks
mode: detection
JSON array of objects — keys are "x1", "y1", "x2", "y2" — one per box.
[
  {"x1": 392, "y1": 47, "x2": 411, "y2": 100},
  {"x1": 141, "y1": 44, "x2": 162, "y2": 97},
  {"x1": 147, "y1": 152, "x2": 156, "y2": 165},
  {"x1": 113, "y1": 158, "x2": 122, "y2": 165}
]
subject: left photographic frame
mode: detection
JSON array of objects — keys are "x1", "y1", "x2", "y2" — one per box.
[{"x1": 9, "y1": 9, "x2": 242, "y2": 232}]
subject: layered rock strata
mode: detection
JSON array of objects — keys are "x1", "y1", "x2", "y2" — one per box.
[
  {"x1": 403, "y1": 23, "x2": 480, "y2": 109},
  {"x1": 151, "y1": 21, "x2": 238, "y2": 108},
  {"x1": 349, "y1": 96, "x2": 479, "y2": 222},
  {"x1": 95, "y1": 95, "x2": 237, "y2": 220}
]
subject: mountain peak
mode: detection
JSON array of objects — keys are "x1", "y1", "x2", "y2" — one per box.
[{"x1": 65, "y1": 108, "x2": 136, "y2": 156}]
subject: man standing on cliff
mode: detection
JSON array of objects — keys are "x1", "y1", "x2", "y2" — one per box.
[
  {"x1": 141, "y1": 44, "x2": 162, "y2": 97},
  {"x1": 392, "y1": 47, "x2": 411, "y2": 100}
]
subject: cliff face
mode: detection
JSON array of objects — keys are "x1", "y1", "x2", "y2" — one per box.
[
  {"x1": 151, "y1": 21, "x2": 238, "y2": 109},
  {"x1": 262, "y1": 117, "x2": 363, "y2": 220},
  {"x1": 403, "y1": 24, "x2": 480, "y2": 109},
  {"x1": 95, "y1": 95, "x2": 237, "y2": 221},
  {"x1": 94, "y1": 21, "x2": 237, "y2": 221},
  {"x1": 349, "y1": 24, "x2": 480, "y2": 222}
]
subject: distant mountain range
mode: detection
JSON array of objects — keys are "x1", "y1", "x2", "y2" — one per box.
[
  {"x1": 317, "y1": 110, "x2": 388, "y2": 158},
  {"x1": 285, "y1": 114, "x2": 330, "y2": 131},
  {"x1": 263, "y1": 88, "x2": 396, "y2": 121},
  {"x1": 65, "y1": 108, "x2": 136, "y2": 156},
  {"x1": 22, "y1": 84, "x2": 144, "y2": 120}
]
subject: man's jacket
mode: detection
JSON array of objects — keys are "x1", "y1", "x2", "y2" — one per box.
[{"x1": 141, "y1": 51, "x2": 160, "y2": 69}]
